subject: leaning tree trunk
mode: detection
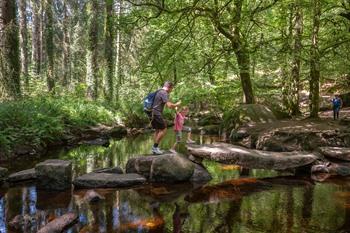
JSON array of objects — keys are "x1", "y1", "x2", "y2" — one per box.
[
  {"x1": 0, "y1": 0, "x2": 21, "y2": 100},
  {"x1": 309, "y1": 0, "x2": 321, "y2": 118},
  {"x1": 46, "y1": 0, "x2": 54, "y2": 91},
  {"x1": 19, "y1": 0, "x2": 28, "y2": 89},
  {"x1": 31, "y1": 0, "x2": 41, "y2": 75},
  {"x1": 105, "y1": 0, "x2": 115, "y2": 102},
  {"x1": 290, "y1": 1, "x2": 303, "y2": 116},
  {"x1": 86, "y1": 0, "x2": 99, "y2": 100}
]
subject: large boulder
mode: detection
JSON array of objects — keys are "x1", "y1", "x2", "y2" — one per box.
[
  {"x1": 93, "y1": 166, "x2": 124, "y2": 174},
  {"x1": 190, "y1": 164, "x2": 212, "y2": 183},
  {"x1": 126, "y1": 154, "x2": 195, "y2": 183},
  {"x1": 8, "y1": 168, "x2": 36, "y2": 183},
  {"x1": 35, "y1": 160, "x2": 72, "y2": 190},
  {"x1": 73, "y1": 173, "x2": 146, "y2": 188}
]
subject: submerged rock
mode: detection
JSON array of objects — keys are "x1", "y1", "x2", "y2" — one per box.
[
  {"x1": 73, "y1": 173, "x2": 146, "y2": 188},
  {"x1": 8, "y1": 168, "x2": 36, "y2": 183},
  {"x1": 9, "y1": 214, "x2": 36, "y2": 230},
  {"x1": 37, "y1": 212, "x2": 78, "y2": 233},
  {"x1": 126, "y1": 154, "x2": 195, "y2": 183},
  {"x1": 35, "y1": 159, "x2": 72, "y2": 190},
  {"x1": 311, "y1": 161, "x2": 350, "y2": 180}
]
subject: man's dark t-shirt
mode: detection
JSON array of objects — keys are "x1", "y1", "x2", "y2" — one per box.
[{"x1": 152, "y1": 89, "x2": 168, "y2": 115}]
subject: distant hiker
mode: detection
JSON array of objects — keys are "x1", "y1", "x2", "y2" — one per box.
[
  {"x1": 170, "y1": 106, "x2": 195, "y2": 154},
  {"x1": 146, "y1": 81, "x2": 181, "y2": 155},
  {"x1": 331, "y1": 94, "x2": 343, "y2": 120}
]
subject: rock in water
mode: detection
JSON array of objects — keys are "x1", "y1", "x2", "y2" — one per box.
[
  {"x1": 126, "y1": 154, "x2": 195, "y2": 183},
  {"x1": 319, "y1": 147, "x2": 350, "y2": 161},
  {"x1": 8, "y1": 168, "x2": 36, "y2": 182},
  {"x1": 35, "y1": 160, "x2": 72, "y2": 190},
  {"x1": 93, "y1": 166, "x2": 123, "y2": 174},
  {"x1": 73, "y1": 173, "x2": 146, "y2": 188},
  {"x1": 187, "y1": 143, "x2": 318, "y2": 170},
  {"x1": 37, "y1": 212, "x2": 78, "y2": 233}
]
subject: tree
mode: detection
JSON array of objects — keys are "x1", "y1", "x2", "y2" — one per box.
[
  {"x1": 0, "y1": 0, "x2": 21, "y2": 99},
  {"x1": 46, "y1": 0, "x2": 54, "y2": 91},
  {"x1": 19, "y1": 0, "x2": 29, "y2": 89},
  {"x1": 86, "y1": 0, "x2": 99, "y2": 99},
  {"x1": 309, "y1": 0, "x2": 321, "y2": 118},
  {"x1": 62, "y1": 0, "x2": 71, "y2": 88},
  {"x1": 31, "y1": 0, "x2": 41, "y2": 75},
  {"x1": 105, "y1": 0, "x2": 115, "y2": 101}
]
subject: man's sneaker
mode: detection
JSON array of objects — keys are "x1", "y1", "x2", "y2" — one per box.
[
  {"x1": 152, "y1": 146, "x2": 163, "y2": 155},
  {"x1": 169, "y1": 149, "x2": 177, "y2": 154},
  {"x1": 186, "y1": 139, "x2": 195, "y2": 144}
]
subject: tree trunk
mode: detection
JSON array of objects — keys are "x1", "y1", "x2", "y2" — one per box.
[
  {"x1": 105, "y1": 0, "x2": 114, "y2": 102},
  {"x1": 0, "y1": 0, "x2": 21, "y2": 100},
  {"x1": 19, "y1": 0, "x2": 29, "y2": 89},
  {"x1": 290, "y1": 1, "x2": 303, "y2": 115},
  {"x1": 115, "y1": 0, "x2": 122, "y2": 101},
  {"x1": 86, "y1": 0, "x2": 99, "y2": 99},
  {"x1": 309, "y1": 0, "x2": 321, "y2": 118},
  {"x1": 31, "y1": 0, "x2": 41, "y2": 75},
  {"x1": 46, "y1": 0, "x2": 54, "y2": 91},
  {"x1": 62, "y1": 0, "x2": 71, "y2": 88}
]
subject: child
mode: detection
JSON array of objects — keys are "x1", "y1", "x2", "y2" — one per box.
[
  {"x1": 331, "y1": 94, "x2": 342, "y2": 120},
  {"x1": 170, "y1": 106, "x2": 195, "y2": 153}
]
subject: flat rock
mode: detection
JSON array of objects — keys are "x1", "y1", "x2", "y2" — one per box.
[
  {"x1": 8, "y1": 168, "x2": 36, "y2": 182},
  {"x1": 93, "y1": 166, "x2": 123, "y2": 174},
  {"x1": 187, "y1": 143, "x2": 318, "y2": 170},
  {"x1": 73, "y1": 173, "x2": 146, "y2": 188},
  {"x1": 190, "y1": 164, "x2": 212, "y2": 183},
  {"x1": 35, "y1": 159, "x2": 72, "y2": 190},
  {"x1": 319, "y1": 147, "x2": 350, "y2": 161}
]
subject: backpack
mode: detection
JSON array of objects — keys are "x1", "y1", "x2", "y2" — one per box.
[
  {"x1": 143, "y1": 90, "x2": 160, "y2": 113},
  {"x1": 333, "y1": 98, "x2": 341, "y2": 108}
]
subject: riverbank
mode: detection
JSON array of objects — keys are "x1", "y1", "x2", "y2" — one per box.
[{"x1": 0, "y1": 96, "x2": 127, "y2": 161}]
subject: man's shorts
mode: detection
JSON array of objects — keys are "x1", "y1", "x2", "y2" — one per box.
[{"x1": 149, "y1": 114, "x2": 166, "y2": 130}]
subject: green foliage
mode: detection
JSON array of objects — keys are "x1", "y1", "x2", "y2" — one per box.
[{"x1": 0, "y1": 95, "x2": 115, "y2": 155}]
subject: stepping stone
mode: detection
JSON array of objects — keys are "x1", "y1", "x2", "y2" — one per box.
[
  {"x1": 73, "y1": 173, "x2": 146, "y2": 188},
  {"x1": 319, "y1": 147, "x2": 350, "y2": 161},
  {"x1": 8, "y1": 168, "x2": 36, "y2": 182},
  {"x1": 35, "y1": 160, "x2": 72, "y2": 190},
  {"x1": 37, "y1": 212, "x2": 78, "y2": 233}
]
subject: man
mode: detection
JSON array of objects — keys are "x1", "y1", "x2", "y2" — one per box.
[
  {"x1": 331, "y1": 94, "x2": 343, "y2": 120},
  {"x1": 149, "y1": 81, "x2": 180, "y2": 155}
]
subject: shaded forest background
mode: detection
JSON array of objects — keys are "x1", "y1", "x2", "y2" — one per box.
[{"x1": 1, "y1": 0, "x2": 350, "y2": 155}]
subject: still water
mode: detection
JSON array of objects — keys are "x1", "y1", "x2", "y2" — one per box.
[{"x1": 1, "y1": 131, "x2": 350, "y2": 233}]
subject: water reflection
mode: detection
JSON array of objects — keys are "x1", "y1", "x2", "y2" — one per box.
[{"x1": 1, "y1": 132, "x2": 350, "y2": 232}]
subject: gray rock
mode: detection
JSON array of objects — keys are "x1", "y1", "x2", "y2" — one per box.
[
  {"x1": 190, "y1": 164, "x2": 212, "y2": 182},
  {"x1": 8, "y1": 168, "x2": 36, "y2": 182},
  {"x1": 126, "y1": 154, "x2": 195, "y2": 183},
  {"x1": 0, "y1": 167, "x2": 8, "y2": 181},
  {"x1": 319, "y1": 147, "x2": 350, "y2": 161},
  {"x1": 93, "y1": 166, "x2": 123, "y2": 174},
  {"x1": 35, "y1": 160, "x2": 72, "y2": 190},
  {"x1": 73, "y1": 173, "x2": 146, "y2": 188},
  {"x1": 187, "y1": 143, "x2": 318, "y2": 170}
]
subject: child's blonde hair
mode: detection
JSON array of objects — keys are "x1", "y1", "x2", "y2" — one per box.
[{"x1": 180, "y1": 106, "x2": 189, "y2": 112}]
